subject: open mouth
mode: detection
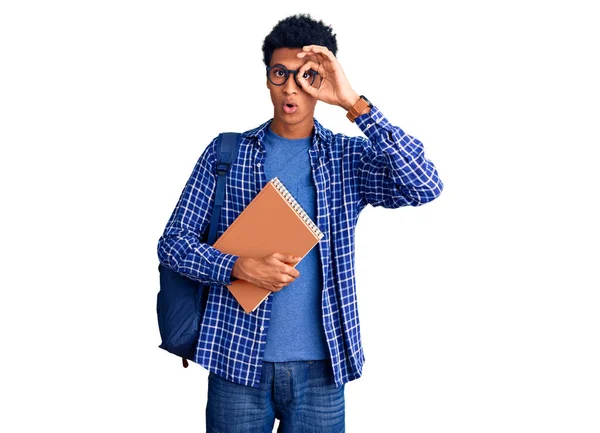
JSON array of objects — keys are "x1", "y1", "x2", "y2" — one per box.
[{"x1": 283, "y1": 103, "x2": 297, "y2": 114}]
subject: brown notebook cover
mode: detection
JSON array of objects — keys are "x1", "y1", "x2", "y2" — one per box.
[{"x1": 213, "y1": 177, "x2": 324, "y2": 313}]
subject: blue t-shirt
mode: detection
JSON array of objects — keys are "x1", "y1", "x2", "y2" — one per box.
[{"x1": 261, "y1": 126, "x2": 329, "y2": 361}]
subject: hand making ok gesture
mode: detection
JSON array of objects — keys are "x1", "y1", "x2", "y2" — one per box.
[{"x1": 295, "y1": 45, "x2": 362, "y2": 111}]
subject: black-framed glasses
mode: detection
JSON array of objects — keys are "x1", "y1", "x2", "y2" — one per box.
[{"x1": 266, "y1": 64, "x2": 320, "y2": 88}]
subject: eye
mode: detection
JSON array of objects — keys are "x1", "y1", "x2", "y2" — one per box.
[
  {"x1": 274, "y1": 68, "x2": 286, "y2": 77},
  {"x1": 302, "y1": 70, "x2": 314, "y2": 79}
]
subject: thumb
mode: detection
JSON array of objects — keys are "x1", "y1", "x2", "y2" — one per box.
[
  {"x1": 273, "y1": 252, "x2": 301, "y2": 263},
  {"x1": 297, "y1": 75, "x2": 319, "y2": 97},
  {"x1": 288, "y1": 255, "x2": 302, "y2": 264}
]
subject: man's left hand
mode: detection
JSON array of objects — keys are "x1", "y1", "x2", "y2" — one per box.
[{"x1": 296, "y1": 45, "x2": 360, "y2": 111}]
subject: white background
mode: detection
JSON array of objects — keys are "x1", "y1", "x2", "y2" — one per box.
[{"x1": 1, "y1": 1, "x2": 598, "y2": 432}]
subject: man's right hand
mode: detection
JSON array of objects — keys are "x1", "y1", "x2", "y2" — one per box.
[{"x1": 231, "y1": 253, "x2": 301, "y2": 292}]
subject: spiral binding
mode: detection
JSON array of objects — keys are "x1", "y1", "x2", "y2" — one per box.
[{"x1": 271, "y1": 177, "x2": 324, "y2": 240}]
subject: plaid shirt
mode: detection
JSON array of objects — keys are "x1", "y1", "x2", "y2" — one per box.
[{"x1": 157, "y1": 106, "x2": 443, "y2": 388}]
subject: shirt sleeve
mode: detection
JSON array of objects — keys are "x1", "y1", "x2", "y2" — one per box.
[
  {"x1": 355, "y1": 106, "x2": 443, "y2": 208},
  {"x1": 157, "y1": 137, "x2": 238, "y2": 285}
]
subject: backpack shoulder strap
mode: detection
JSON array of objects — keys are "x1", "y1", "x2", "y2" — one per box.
[{"x1": 207, "y1": 132, "x2": 241, "y2": 246}]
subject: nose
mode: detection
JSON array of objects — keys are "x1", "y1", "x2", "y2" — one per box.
[{"x1": 282, "y1": 73, "x2": 299, "y2": 95}]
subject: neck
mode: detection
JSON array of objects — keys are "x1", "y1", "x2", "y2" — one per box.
[{"x1": 270, "y1": 117, "x2": 314, "y2": 139}]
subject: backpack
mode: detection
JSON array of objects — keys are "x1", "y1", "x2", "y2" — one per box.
[{"x1": 157, "y1": 132, "x2": 241, "y2": 367}]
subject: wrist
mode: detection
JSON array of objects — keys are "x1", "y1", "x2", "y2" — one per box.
[
  {"x1": 341, "y1": 92, "x2": 360, "y2": 111},
  {"x1": 231, "y1": 257, "x2": 247, "y2": 280},
  {"x1": 346, "y1": 95, "x2": 373, "y2": 123}
]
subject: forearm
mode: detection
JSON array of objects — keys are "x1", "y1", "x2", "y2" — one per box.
[
  {"x1": 356, "y1": 106, "x2": 443, "y2": 206},
  {"x1": 158, "y1": 227, "x2": 238, "y2": 286}
]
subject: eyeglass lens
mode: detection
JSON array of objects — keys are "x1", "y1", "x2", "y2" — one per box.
[{"x1": 268, "y1": 66, "x2": 319, "y2": 87}]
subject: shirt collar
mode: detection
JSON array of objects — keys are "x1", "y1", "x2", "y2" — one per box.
[{"x1": 244, "y1": 118, "x2": 332, "y2": 149}]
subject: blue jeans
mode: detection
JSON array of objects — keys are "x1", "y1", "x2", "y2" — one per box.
[{"x1": 206, "y1": 360, "x2": 345, "y2": 433}]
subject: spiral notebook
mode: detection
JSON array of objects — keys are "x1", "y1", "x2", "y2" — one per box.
[{"x1": 213, "y1": 177, "x2": 324, "y2": 313}]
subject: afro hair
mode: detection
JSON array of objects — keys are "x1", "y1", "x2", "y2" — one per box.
[{"x1": 262, "y1": 14, "x2": 338, "y2": 67}]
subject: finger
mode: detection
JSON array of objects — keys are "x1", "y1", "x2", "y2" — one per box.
[
  {"x1": 302, "y1": 45, "x2": 336, "y2": 62},
  {"x1": 271, "y1": 252, "x2": 287, "y2": 261},
  {"x1": 296, "y1": 51, "x2": 322, "y2": 60},
  {"x1": 281, "y1": 263, "x2": 300, "y2": 278},
  {"x1": 271, "y1": 276, "x2": 292, "y2": 292},
  {"x1": 302, "y1": 45, "x2": 330, "y2": 56},
  {"x1": 297, "y1": 51, "x2": 329, "y2": 68},
  {"x1": 298, "y1": 60, "x2": 321, "y2": 76},
  {"x1": 296, "y1": 62, "x2": 322, "y2": 96},
  {"x1": 272, "y1": 252, "x2": 300, "y2": 263},
  {"x1": 281, "y1": 273, "x2": 296, "y2": 284},
  {"x1": 297, "y1": 78, "x2": 319, "y2": 97},
  {"x1": 266, "y1": 278, "x2": 286, "y2": 292}
]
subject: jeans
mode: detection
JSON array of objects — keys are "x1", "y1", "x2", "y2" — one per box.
[{"x1": 206, "y1": 360, "x2": 345, "y2": 433}]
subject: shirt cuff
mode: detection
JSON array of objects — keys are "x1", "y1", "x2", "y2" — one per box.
[
  {"x1": 202, "y1": 249, "x2": 239, "y2": 286},
  {"x1": 355, "y1": 106, "x2": 394, "y2": 143}
]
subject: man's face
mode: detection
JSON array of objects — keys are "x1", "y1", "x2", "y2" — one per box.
[{"x1": 267, "y1": 48, "x2": 318, "y2": 132}]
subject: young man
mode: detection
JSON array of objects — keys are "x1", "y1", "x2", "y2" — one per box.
[{"x1": 158, "y1": 14, "x2": 443, "y2": 433}]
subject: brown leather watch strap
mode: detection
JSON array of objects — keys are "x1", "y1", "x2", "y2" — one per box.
[{"x1": 346, "y1": 96, "x2": 372, "y2": 123}]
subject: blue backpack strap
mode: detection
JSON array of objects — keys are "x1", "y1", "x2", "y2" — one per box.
[{"x1": 207, "y1": 132, "x2": 241, "y2": 245}]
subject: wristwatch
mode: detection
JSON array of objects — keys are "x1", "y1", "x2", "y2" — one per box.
[{"x1": 346, "y1": 95, "x2": 373, "y2": 123}]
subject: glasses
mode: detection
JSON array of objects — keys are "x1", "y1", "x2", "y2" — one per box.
[{"x1": 266, "y1": 64, "x2": 320, "y2": 88}]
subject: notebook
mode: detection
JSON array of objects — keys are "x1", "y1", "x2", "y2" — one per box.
[{"x1": 213, "y1": 177, "x2": 324, "y2": 313}]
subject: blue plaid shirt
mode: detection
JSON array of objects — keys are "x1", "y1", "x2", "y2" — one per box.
[{"x1": 157, "y1": 106, "x2": 443, "y2": 388}]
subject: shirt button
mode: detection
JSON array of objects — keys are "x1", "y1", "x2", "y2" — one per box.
[
  {"x1": 260, "y1": 326, "x2": 265, "y2": 332},
  {"x1": 257, "y1": 163, "x2": 261, "y2": 167}
]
